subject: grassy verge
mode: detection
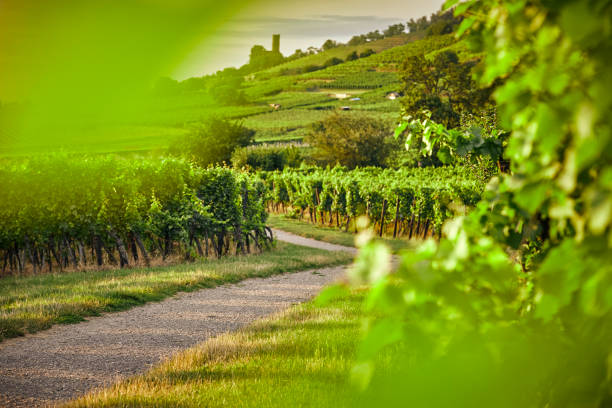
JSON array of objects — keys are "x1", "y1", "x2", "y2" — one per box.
[
  {"x1": 67, "y1": 290, "x2": 366, "y2": 408},
  {"x1": 268, "y1": 213, "x2": 417, "y2": 253},
  {"x1": 0, "y1": 242, "x2": 353, "y2": 341}
]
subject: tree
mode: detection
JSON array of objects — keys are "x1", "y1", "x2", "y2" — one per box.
[
  {"x1": 359, "y1": 49, "x2": 375, "y2": 58},
  {"x1": 400, "y1": 50, "x2": 489, "y2": 127},
  {"x1": 383, "y1": 23, "x2": 405, "y2": 37},
  {"x1": 346, "y1": 51, "x2": 359, "y2": 61},
  {"x1": 169, "y1": 118, "x2": 255, "y2": 167},
  {"x1": 321, "y1": 39, "x2": 339, "y2": 51},
  {"x1": 348, "y1": 35, "x2": 367, "y2": 46},
  {"x1": 365, "y1": 30, "x2": 383, "y2": 42},
  {"x1": 323, "y1": 57, "x2": 343, "y2": 67},
  {"x1": 207, "y1": 68, "x2": 246, "y2": 105},
  {"x1": 305, "y1": 114, "x2": 393, "y2": 168}
]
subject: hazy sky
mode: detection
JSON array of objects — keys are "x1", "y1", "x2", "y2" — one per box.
[
  {"x1": 173, "y1": 0, "x2": 446, "y2": 79},
  {"x1": 0, "y1": 0, "x2": 445, "y2": 101}
]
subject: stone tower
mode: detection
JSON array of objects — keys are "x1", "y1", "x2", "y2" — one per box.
[{"x1": 272, "y1": 34, "x2": 280, "y2": 53}]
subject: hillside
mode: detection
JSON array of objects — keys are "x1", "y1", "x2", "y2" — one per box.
[
  {"x1": 240, "y1": 33, "x2": 464, "y2": 142},
  {"x1": 0, "y1": 30, "x2": 473, "y2": 155}
]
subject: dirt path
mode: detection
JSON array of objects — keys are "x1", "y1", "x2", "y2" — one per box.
[
  {"x1": 271, "y1": 229, "x2": 358, "y2": 254},
  {"x1": 0, "y1": 230, "x2": 354, "y2": 408}
]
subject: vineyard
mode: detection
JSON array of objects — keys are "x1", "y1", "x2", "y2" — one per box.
[
  {"x1": 256, "y1": 166, "x2": 484, "y2": 239},
  {"x1": 316, "y1": 72, "x2": 400, "y2": 90},
  {"x1": 0, "y1": 156, "x2": 271, "y2": 276}
]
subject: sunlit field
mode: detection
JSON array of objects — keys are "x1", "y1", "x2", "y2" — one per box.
[{"x1": 1, "y1": 0, "x2": 610, "y2": 407}]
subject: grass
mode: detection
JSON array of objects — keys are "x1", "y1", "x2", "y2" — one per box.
[
  {"x1": 267, "y1": 213, "x2": 417, "y2": 253},
  {"x1": 67, "y1": 290, "x2": 367, "y2": 408},
  {"x1": 0, "y1": 242, "x2": 353, "y2": 342}
]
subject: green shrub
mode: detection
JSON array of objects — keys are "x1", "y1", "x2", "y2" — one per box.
[
  {"x1": 169, "y1": 118, "x2": 255, "y2": 167},
  {"x1": 323, "y1": 57, "x2": 343, "y2": 67},
  {"x1": 305, "y1": 113, "x2": 394, "y2": 168},
  {"x1": 302, "y1": 64, "x2": 323, "y2": 73},
  {"x1": 359, "y1": 48, "x2": 375, "y2": 58},
  {"x1": 231, "y1": 143, "x2": 303, "y2": 171}
]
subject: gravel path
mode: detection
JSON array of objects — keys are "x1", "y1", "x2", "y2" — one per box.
[
  {"x1": 0, "y1": 230, "x2": 354, "y2": 408},
  {"x1": 271, "y1": 229, "x2": 358, "y2": 254}
]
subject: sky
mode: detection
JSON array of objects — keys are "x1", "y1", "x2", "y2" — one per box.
[
  {"x1": 0, "y1": 0, "x2": 445, "y2": 101},
  {"x1": 173, "y1": 0, "x2": 446, "y2": 79},
  {"x1": 0, "y1": 0, "x2": 445, "y2": 152}
]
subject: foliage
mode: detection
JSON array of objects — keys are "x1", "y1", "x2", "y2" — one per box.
[
  {"x1": 170, "y1": 118, "x2": 255, "y2": 167},
  {"x1": 256, "y1": 165, "x2": 485, "y2": 238},
  {"x1": 322, "y1": 39, "x2": 340, "y2": 51},
  {"x1": 318, "y1": 72, "x2": 399, "y2": 90},
  {"x1": 341, "y1": 0, "x2": 612, "y2": 406},
  {"x1": 231, "y1": 143, "x2": 304, "y2": 171},
  {"x1": 324, "y1": 57, "x2": 344, "y2": 67},
  {"x1": 346, "y1": 51, "x2": 359, "y2": 61},
  {"x1": 406, "y1": 7, "x2": 462, "y2": 35},
  {"x1": 305, "y1": 114, "x2": 393, "y2": 168},
  {"x1": 358, "y1": 49, "x2": 375, "y2": 58},
  {"x1": 400, "y1": 50, "x2": 491, "y2": 127},
  {"x1": 395, "y1": 111, "x2": 507, "y2": 166},
  {"x1": 0, "y1": 155, "x2": 271, "y2": 275},
  {"x1": 383, "y1": 23, "x2": 405, "y2": 37},
  {"x1": 207, "y1": 68, "x2": 247, "y2": 105}
]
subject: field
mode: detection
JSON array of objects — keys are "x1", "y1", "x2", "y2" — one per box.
[
  {"x1": 2, "y1": 3, "x2": 608, "y2": 406},
  {"x1": 0, "y1": 32, "x2": 458, "y2": 157}
]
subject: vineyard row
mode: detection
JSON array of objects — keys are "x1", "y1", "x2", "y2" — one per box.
[
  {"x1": 254, "y1": 166, "x2": 485, "y2": 239},
  {"x1": 0, "y1": 156, "x2": 271, "y2": 276}
]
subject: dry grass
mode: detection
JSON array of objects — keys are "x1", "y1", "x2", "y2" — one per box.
[
  {"x1": 0, "y1": 242, "x2": 353, "y2": 341},
  {"x1": 67, "y1": 291, "x2": 365, "y2": 408}
]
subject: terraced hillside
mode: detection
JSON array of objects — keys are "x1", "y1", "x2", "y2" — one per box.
[{"x1": 0, "y1": 31, "x2": 472, "y2": 155}]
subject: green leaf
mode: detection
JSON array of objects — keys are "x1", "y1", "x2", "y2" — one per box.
[{"x1": 394, "y1": 121, "x2": 409, "y2": 139}]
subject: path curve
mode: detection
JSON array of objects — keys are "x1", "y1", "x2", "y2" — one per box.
[
  {"x1": 0, "y1": 230, "x2": 354, "y2": 408},
  {"x1": 271, "y1": 229, "x2": 358, "y2": 254}
]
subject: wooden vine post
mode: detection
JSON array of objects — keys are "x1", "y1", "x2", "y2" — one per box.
[
  {"x1": 379, "y1": 199, "x2": 387, "y2": 237},
  {"x1": 393, "y1": 197, "x2": 401, "y2": 238}
]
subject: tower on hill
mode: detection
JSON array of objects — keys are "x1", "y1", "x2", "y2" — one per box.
[{"x1": 272, "y1": 34, "x2": 280, "y2": 53}]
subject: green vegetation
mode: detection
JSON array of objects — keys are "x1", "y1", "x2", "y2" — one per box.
[
  {"x1": 169, "y1": 118, "x2": 255, "y2": 166},
  {"x1": 0, "y1": 156, "x2": 270, "y2": 275},
  {"x1": 68, "y1": 290, "x2": 365, "y2": 408},
  {"x1": 341, "y1": 0, "x2": 612, "y2": 406},
  {"x1": 267, "y1": 214, "x2": 415, "y2": 253},
  {"x1": 231, "y1": 144, "x2": 303, "y2": 171},
  {"x1": 306, "y1": 114, "x2": 395, "y2": 168},
  {"x1": 400, "y1": 49, "x2": 490, "y2": 127},
  {"x1": 257, "y1": 166, "x2": 484, "y2": 239},
  {"x1": 4, "y1": 1, "x2": 610, "y2": 406},
  {"x1": 1, "y1": 13, "x2": 469, "y2": 156},
  {"x1": 0, "y1": 241, "x2": 353, "y2": 341}
]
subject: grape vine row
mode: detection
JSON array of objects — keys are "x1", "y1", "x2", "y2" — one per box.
[
  {"x1": 256, "y1": 166, "x2": 485, "y2": 238},
  {"x1": 0, "y1": 155, "x2": 271, "y2": 275}
]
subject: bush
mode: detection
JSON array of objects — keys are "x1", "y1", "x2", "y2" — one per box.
[
  {"x1": 346, "y1": 51, "x2": 359, "y2": 61},
  {"x1": 231, "y1": 143, "x2": 303, "y2": 171},
  {"x1": 359, "y1": 48, "x2": 375, "y2": 58},
  {"x1": 302, "y1": 64, "x2": 323, "y2": 73},
  {"x1": 323, "y1": 57, "x2": 343, "y2": 67},
  {"x1": 169, "y1": 118, "x2": 254, "y2": 167},
  {"x1": 305, "y1": 114, "x2": 394, "y2": 168}
]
